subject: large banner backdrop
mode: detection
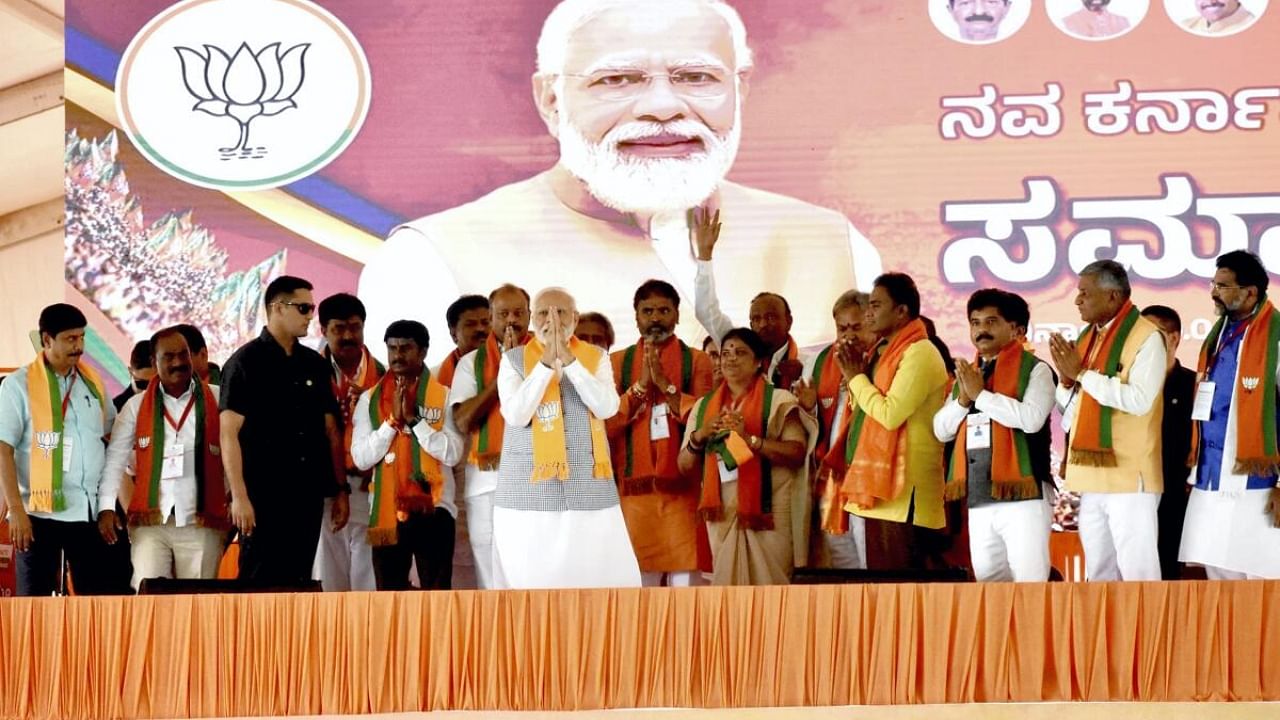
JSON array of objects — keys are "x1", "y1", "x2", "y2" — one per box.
[{"x1": 64, "y1": 0, "x2": 1280, "y2": 389}]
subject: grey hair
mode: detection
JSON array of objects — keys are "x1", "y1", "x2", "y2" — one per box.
[
  {"x1": 832, "y1": 290, "x2": 870, "y2": 316},
  {"x1": 535, "y1": 0, "x2": 754, "y2": 76},
  {"x1": 533, "y1": 286, "x2": 579, "y2": 313},
  {"x1": 1080, "y1": 259, "x2": 1131, "y2": 298}
]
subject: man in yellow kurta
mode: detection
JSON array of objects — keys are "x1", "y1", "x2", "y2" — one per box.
[{"x1": 837, "y1": 273, "x2": 948, "y2": 570}]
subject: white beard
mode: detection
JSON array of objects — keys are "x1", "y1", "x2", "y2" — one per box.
[{"x1": 557, "y1": 106, "x2": 741, "y2": 216}]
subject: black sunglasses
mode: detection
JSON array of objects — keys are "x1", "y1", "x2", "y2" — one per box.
[{"x1": 276, "y1": 301, "x2": 316, "y2": 315}]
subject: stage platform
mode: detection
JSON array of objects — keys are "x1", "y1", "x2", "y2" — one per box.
[{"x1": 1, "y1": 581, "x2": 1276, "y2": 718}]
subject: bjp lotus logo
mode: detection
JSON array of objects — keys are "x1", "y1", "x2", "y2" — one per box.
[
  {"x1": 536, "y1": 401, "x2": 561, "y2": 431},
  {"x1": 175, "y1": 42, "x2": 309, "y2": 156},
  {"x1": 116, "y1": 0, "x2": 371, "y2": 191}
]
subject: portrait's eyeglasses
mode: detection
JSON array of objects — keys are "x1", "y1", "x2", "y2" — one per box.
[
  {"x1": 275, "y1": 301, "x2": 316, "y2": 315},
  {"x1": 1209, "y1": 282, "x2": 1244, "y2": 292},
  {"x1": 562, "y1": 68, "x2": 733, "y2": 101}
]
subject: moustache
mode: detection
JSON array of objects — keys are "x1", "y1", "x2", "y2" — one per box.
[
  {"x1": 607, "y1": 119, "x2": 717, "y2": 152},
  {"x1": 965, "y1": 13, "x2": 995, "y2": 22},
  {"x1": 975, "y1": 334, "x2": 994, "y2": 343},
  {"x1": 168, "y1": 365, "x2": 191, "y2": 376},
  {"x1": 338, "y1": 340, "x2": 358, "y2": 348}
]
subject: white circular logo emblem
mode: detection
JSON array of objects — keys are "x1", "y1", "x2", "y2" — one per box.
[{"x1": 115, "y1": 0, "x2": 371, "y2": 191}]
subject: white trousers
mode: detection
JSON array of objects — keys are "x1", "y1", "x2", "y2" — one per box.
[
  {"x1": 640, "y1": 571, "x2": 705, "y2": 587},
  {"x1": 130, "y1": 517, "x2": 226, "y2": 590},
  {"x1": 968, "y1": 499, "x2": 1051, "y2": 582},
  {"x1": 466, "y1": 491, "x2": 496, "y2": 589},
  {"x1": 1078, "y1": 492, "x2": 1161, "y2": 581},
  {"x1": 822, "y1": 514, "x2": 868, "y2": 570},
  {"x1": 314, "y1": 485, "x2": 375, "y2": 592}
]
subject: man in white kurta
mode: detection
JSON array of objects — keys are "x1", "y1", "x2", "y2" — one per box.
[
  {"x1": 358, "y1": 0, "x2": 881, "y2": 366},
  {"x1": 1179, "y1": 251, "x2": 1280, "y2": 579},
  {"x1": 491, "y1": 288, "x2": 639, "y2": 589},
  {"x1": 933, "y1": 290, "x2": 1055, "y2": 582}
]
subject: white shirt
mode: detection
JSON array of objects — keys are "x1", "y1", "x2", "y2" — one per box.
[
  {"x1": 497, "y1": 354, "x2": 620, "y2": 427},
  {"x1": 933, "y1": 361, "x2": 1056, "y2": 442},
  {"x1": 100, "y1": 382, "x2": 217, "y2": 527},
  {"x1": 695, "y1": 259, "x2": 815, "y2": 377},
  {"x1": 447, "y1": 347, "x2": 502, "y2": 498},
  {"x1": 350, "y1": 383, "x2": 465, "y2": 518},
  {"x1": 1054, "y1": 329, "x2": 1166, "y2": 423}
]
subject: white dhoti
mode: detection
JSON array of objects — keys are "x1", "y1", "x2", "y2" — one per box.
[
  {"x1": 968, "y1": 498, "x2": 1051, "y2": 582},
  {"x1": 1078, "y1": 491, "x2": 1161, "y2": 581},
  {"x1": 1179, "y1": 487, "x2": 1280, "y2": 579},
  {"x1": 491, "y1": 505, "x2": 641, "y2": 589}
]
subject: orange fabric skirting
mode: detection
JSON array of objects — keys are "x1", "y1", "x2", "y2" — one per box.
[{"x1": 0, "y1": 581, "x2": 1277, "y2": 718}]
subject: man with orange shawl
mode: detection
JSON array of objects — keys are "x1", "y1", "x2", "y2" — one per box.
[
  {"x1": 436, "y1": 293, "x2": 491, "y2": 589},
  {"x1": 933, "y1": 289, "x2": 1055, "y2": 581},
  {"x1": 797, "y1": 290, "x2": 874, "y2": 570},
  {"x1": 448, "y1": 284, "x2": 531, "y2": 588},
  {"x1": 838, "y1": 273, "x2": 949, "y2": 570},
  {"x1": 0, "y1": 304, "x2": 119, "y2": 595},
  {"x1": 99, "y1": 327, "x2": 228, "y2": 590},
  {"x1": 1179, "y1": 250, "x2": 1280, "y2": 579},
  {"x1": 491, "y1": 287, "x2": 638, "y2": 588},
  {"x1": 607, "y1": 280, "x2": 713, "y2": 587},
  {"x1": 352, "y1": 320, "x2": 464, "y2": 589},
  {"x1": 1050, "y1": 260, "x2": 1166, "y2": 581},
  {"x1": 314, "y1": 293, "x2": 384, "y2": 592}
]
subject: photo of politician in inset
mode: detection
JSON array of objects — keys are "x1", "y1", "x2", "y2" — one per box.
[
  {"x1": 928, "y1": 0, "x2": 1032, "y2": 45},
  {"x1": 1049, "y1": 0, "x2": 1149, "y2": 40},
  {"x1": 359, "y1": 0, "x2": 883, "y2": 361},
  {"x1": 1166, "y1": 0, "x2": 1266, "y2": 36}
]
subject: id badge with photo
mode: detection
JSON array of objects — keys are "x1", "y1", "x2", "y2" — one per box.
[
  {"x1": 966, "y1": 412, "x2": 991, "y2": 450},
  {"x1": 1191, "y1": 381, "x2": 1216, "y2": 422},
  {"x1": 649, "y1": 403, "x2": 670, "y2": 441},
  {"x1": 162, "y1": 442, "x2": 185, "y2": 480}
]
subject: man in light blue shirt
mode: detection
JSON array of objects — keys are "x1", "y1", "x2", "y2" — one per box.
[{"x1": 0, "y1": 304, "x2": 125, "y2": 595}]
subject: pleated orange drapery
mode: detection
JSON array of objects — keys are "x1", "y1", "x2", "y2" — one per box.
[{"x1": 0, "y1": 581, "x2": 1277, "y2": 719}]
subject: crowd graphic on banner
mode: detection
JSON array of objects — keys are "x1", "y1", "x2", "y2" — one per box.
[{"x1": 26, "y1": 0, "x2": 1280, "y2": 594}]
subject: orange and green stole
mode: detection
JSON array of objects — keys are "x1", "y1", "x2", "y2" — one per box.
[
  {"x1": 1189, "y1": 298, "x2": 1280, "y2": 475},
  {"x1": 809, "y1": 344, "x2": 850, "y2": 533},
  {"x1": 129, "y1": 379, "x2": 228, "y2": 528},
  {"x1": 694, "y1": 375, "x2": 775, "y2": 530},
  {"x1": 25, "y1": 354, "x2": 108, "y2": 512},
  {"x1": 841, "y1": 319, "x2": 929, "y2": 510},
  {"x1": 523, "y1": 337, "x2": 613, "y2": 482},
  {"x1": 366, "y1": 368, "x2": 450, "y2": 546},
  {"x1": 1068, "y1": 301, "x2": 1141, "y2": 467},
  {"x1": 943, "y1": 342, "x2": 1040, "y2": 501},
  {"x1": 437, "y1": 348, "x2": 463, "y2": 388},
  {"x1": 327, "y1": 346, "x2": 384, "y2": 474},
  {"x1": 615, "y1": 338, "x2": 694, "y2": 495},
  {"x1": 469, "y1": 333, "x2": 530, "y2": 470}
]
